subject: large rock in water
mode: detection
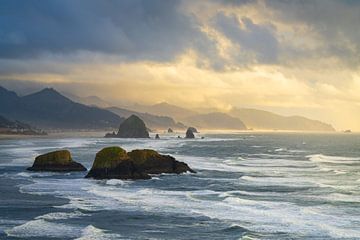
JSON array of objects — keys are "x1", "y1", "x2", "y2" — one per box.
[
  {"x1": 85, "y1": 146, "x2": 195, "y2": 180},
  {"x1": 116, "y1": 115, "x2": 149, "y2": 138},
  {"x1": 188, "y1": 127, "x2": 198, "y2": 133},
  {"x1": 27, "y1": 150, "x2": 86, "y2": 172},
  {"x1": 185, "y1": 128, "x2": 195, "y2": 139}
]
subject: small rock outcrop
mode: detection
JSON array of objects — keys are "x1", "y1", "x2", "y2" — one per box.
[
  {"x1": 115, "y1": 115, "x2": 149, "y2": 138},
  {"x1": 27, "y1": 150, "x2": 86, "y2": 172},
  {"x1": 188, "y1": 127, "x2": 198, "y2": 133},
  {"x1": 185, "y1": 128, "x2": 195, "y2": 139},
  {"x1": 155, "y1": 134, "x2": 160, "y2": 139},
  {"x1": 168, "y1": 128, "x2": 173, "y2": 133},
  {"x1": 104, "y1": 131, "x2": 116, "y2": 138},
  {"x1": 85, "y1": 146, "x2": 195, "y2": 180}
]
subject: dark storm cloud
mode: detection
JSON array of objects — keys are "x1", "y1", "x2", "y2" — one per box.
[
  {"x1": 0, "y1": 0, "x2": 213, "y2": 62},
  {"x1": 265, "y1": 0, "x2": 360, "y2": 66},
  {"x1": 214, "y1": 13, "x2": 278, "y2": 64}
]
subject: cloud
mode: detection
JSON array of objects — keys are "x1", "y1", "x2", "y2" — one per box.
[
  {"x1": 213, "y1": 13, "x2": 278, "y2": 64},
  {"x1": 1, "y1": 0, "x2": 360, "y2": 130},
  {"x1": 0, "y1": 0, "x2": 215, "y2": 62}
]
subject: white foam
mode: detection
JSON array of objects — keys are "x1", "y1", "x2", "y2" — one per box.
[
  {"x1": 75, "y1": 225, "x2": 123, "y2": 240},
  {"x1": 5, "y1": 219, "x2": 81, "y2": 238},
  {"x1": 35, "y1": 211, "x2": 89, "y2": 220},
  {"x1": 307, "y1": 154, "x2": 360, "y2": 164},
  {"x1": 106, "y1": 179, "x2": 127, "y2": 186}
]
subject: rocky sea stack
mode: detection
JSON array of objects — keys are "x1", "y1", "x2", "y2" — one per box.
[
  {"x1": 86, "y1": 146, "x2": 195, "y2": 180},
  {"x1": 110, "y1": 115, "x2": 150, "y2": 138},
  {"x1": 27, "y1": 150, "x2": 86, "y2": 172},
  {"x1": 168, "y1": 128, "x2": 173, "y2": 133},
  {"x1": 188, "y1": 127, "x2": 198, "y2": 133},
  {"x1": 185, "y1": 128, "x2": 195, "y2": 139}
]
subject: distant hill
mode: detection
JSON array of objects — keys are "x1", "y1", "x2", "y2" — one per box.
[
  {"x1": 229, "y1": 108, "x2": 335, "y2": 131},
  {"x1": 127, "y1": 102, "x2": 335, "y2": 131},
  {"x1": 0, "y1": 115, "x2": 45, "y2": 135},
  {"x1": 63, "y1": 92, "x2": 111, "y2": 108},
  {"x1": 0, "y1": 86, "x2": 123, "y2": 129},
  {"x1": 107, "y1": 107, "x2": 186, "y2": 130},
  {"x1": 184, "y1": 112, "x2": 247, "y2": 130},
  {"x1": 130, "y1": 102, "x2": 197, "y2": 120}
]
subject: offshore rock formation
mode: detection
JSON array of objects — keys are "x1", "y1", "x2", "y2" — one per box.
[
  {"x1": 27, "y1": 150, "x2": 86, "y2": 172},
  {"x1": 188, "y1": 127, "x2": 198, "y2": 133},
  {"x1": 116, "y1": 115, "x2": 150, "y2": 138},
  {"x1": 85, "y1": 146, "x2": 195, "y2": 180},
  {"x1": 185, "y1": 128, "x2": 195, "y2": 139},
  {"x1": 168, "y1": 128, "x2": 173, "y2": 133},
  {"x1": 155, "y1": 134, "x2": 160, "y2": 139}
]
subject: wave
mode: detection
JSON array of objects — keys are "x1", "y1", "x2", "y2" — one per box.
[
  {"x1": 5, "y1": 219, "x2": 81, "y2": 238},
  {"x1": 106, "y1": 179, "x2": 128, "y2": 186},
  {"x1": 75, "y1": 225, "x2": 122, "y2": 240},
  {"x1": 307, "y1": 154, "x2": 360, "y2": 164},
  {"x1": 35, "y1": 211, "x2": 89, "y2": 220}
]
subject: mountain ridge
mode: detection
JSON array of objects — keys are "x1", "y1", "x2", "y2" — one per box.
[{"x1": 0, "y1": 86, "x2": 123, "y2": 130}]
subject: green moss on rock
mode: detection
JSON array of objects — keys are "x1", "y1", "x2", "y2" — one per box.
[
  {"x1": 91, "y1": 146, "x2": 129, "y2": 169},
  {"x1": 86, "y1": 147, "x2": 195, "y2": 180},
  {"x1": 27, "y1": 150, "x2": 86, "y2": 172}
]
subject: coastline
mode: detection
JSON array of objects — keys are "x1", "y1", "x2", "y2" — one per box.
[{"x1": 0, "y1": 129, "x2": 357, "y2": 140}]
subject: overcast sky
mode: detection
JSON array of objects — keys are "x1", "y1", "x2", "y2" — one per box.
[{"x1": 1, "y1": 0, "x2": 360, "y2": 130}]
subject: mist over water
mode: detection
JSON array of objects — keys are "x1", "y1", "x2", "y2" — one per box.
[{"x1": 0, "y1": 133, "x2": 360, "y2": 239}]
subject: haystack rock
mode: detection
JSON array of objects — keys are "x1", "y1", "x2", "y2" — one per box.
[
  {"x1": 185, "y1": 128, "x2": 195, "y2": 139},
  {"x1": 27, "y1": 150, "x2": 86, "y2": 172},
  {"x1": 116, "y1": 115, "x2": 150, "y2": 138},
  {"x1": 168, "y1": 128, "x2": 173, "y2": 133},
  {"x1": 188, "y1": 127, "x2": 198, "y2": 133},
  {"x1": 85, "y1": 146, "x2": 195, "y2": 180},
  {"x1": 155, "y1": 134, "x2": 160, "y2": 139}
]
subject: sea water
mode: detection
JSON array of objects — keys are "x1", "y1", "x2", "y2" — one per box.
[{"x1": 0, "y1": 133, "x2": 359, "y2": 239}]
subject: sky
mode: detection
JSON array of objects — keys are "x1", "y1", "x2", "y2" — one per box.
[{"x1": 0, "y1": 0, "x2": 360, "y2": 131}]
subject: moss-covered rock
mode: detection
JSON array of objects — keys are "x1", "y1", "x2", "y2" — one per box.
[
  {"x1": 85, "y1": 146, "x2": 150, "y2": 179},
  {"x1": 129, "y1": 149, "x2": 195, "y2": 175},
  {"x1": 27, "y1": 150, "x2": 86, "y2": 172},
  {"x1": 116, "y1": 115, "x2": 149, "y2": 138},
  {"x1": 185, "y1": 128, "x2": 195, "y2": 138},
  {"x1": 85, "y1": 147, "x2": 195, "y2": 180}
]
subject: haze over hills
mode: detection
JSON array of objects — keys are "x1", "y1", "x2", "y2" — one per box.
[
  {"x1": 120, "y1": 101, "x2": 335, "y2": 132},
  {"x1": 0, "y1": 86, "x2": 122, "y2": 129},
  {"x1": 107, "y1": 107, "x2": 186, "y2": 131},
  {"x1": 0, "y1": 86, "x2": 336, "y2": 132},
  {"x1": 130, "y1": 102, "x2": 197, "y2": 120},
  {"x1": 63, "y1": 92, "x2": 111, "y2": 108},
  {"x1": 229, "y1": 108, "x2": 335, "y2": 132},
  {"x1": 184, "y1": 112, "x2": 247, "y2": 130}
]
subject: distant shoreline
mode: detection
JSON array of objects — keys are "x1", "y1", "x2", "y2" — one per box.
[{"x1": 0, "y1": 129, "x2": 358, "y2": 140}]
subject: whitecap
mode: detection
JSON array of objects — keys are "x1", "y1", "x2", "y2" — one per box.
[
  {"x1": 106, "y1": 179, "x2": 127, "y2": 186},
  {"x1": 35, "y1": 211, "x2": 89, "y2": 220},
  {"x1": 75, "y1": 225, "x2": 123, "y2": 240},
  {"x1": 307, "y1": 154, "x2": 360, "y2": 164},
  {"x1": 5, "y1": 219, "x2": 81, "y2": 238}
]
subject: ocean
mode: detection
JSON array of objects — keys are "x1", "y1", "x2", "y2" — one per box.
[{"x1": 0, "y1": 133, "x2": 359, "y2": 239}]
